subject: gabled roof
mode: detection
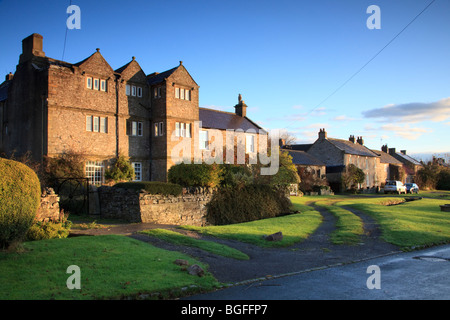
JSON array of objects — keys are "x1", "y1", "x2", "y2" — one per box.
[
  {"x1": 371, "y1": 150, "x2": 403, "y2": 165},
  {"x1": 285, "y1": 144, "x2": 313, "y2": 152},
  {"x1": 327, "y1": 138, "x2": 379, "y2": 157},
  {"x1": 147, "y1": 67, "x2": 178, "y2": 85},
  {"x1": 286, "y1": 150, "x2": 325, "y2": 166},
  {"x1": 199, "y1": 108, "x2": 265, "y2": 133}
]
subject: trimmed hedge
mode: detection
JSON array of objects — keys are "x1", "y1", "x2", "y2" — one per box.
[
  {"x1": 206, "y1": 184, "x2": 292, "y2": 225},
  {"x1": 168, "y1": 163, "x2": 224, "y2": 188},
  {"x1": 114, "y1": 181, "x2": 183, "y2": 196},
  {"x1": 0, "y1": 158, "x2": 41, "y2": 248}
]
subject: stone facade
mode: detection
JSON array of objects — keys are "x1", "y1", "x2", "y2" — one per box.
[
  {"x1": 0, "y1": 33, "x2": 265, "y2": 184},
  {"x1": 98, "y1": 186, "x2": 214, "y2": 226}
]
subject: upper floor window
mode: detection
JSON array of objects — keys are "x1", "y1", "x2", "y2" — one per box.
[
  {"x1": 175, "y1": 122, "x2": 191, "y2": 138},
  {"x1": 127, "y1": 120, "x2": 143, "y2": 136},
  {"x1": 86, "y1": 115, "x2": 108, "y2": 133},
  {"x1": 175, "y1": 87, "x2": 191, "y2": 101},
  {"x1": 154, "y1": 122, "x2": 164, "y2": 137},
  {"x1": 153, "y1": 87, "x2": 161, "y2": 99},
  {"x1": 126, "y1": 84, "x2": 143, "y2": 98},
  {"x1": 246, "y1": 135, "x2": 255, "y2": 153},
  {"x1": 132, "y1": 162, "x2": 142, "y2": 181},
  {"x1": 86, "y1": 76, "x2": 107, "y2": 92}
]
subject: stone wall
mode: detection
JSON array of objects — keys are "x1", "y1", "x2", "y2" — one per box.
[
  {"x1": 98, "y1": 186, "x2": 214, "y2": 226},
  {"x1": 35, "y1": 187, "x2": 62, "y2": 222}
]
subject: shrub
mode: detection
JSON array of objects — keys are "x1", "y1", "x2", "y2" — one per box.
[
  {"x1": 114, "y1": 181, "x2": 183, "y2": 196},
  {"x1": 168, "y1": 163, "x2": 223, "y2": 188},
  {"x1": 26, "y1": 220, "x2": 72, "y2": 241},
  {"x1": 437, "y1": 169, "x2": 450, "y2": 190},
  {"x1": 0, "y1": 158, "x2": 41, "y2": 249},
  {"x1": 105, "y1": 154, "x2": 135, "y2": 182},
  {"x1": 206, "y1": 184, "x2": 292, "y2": 225},
  {"x1": 43, "y1": 150, "x2": 86, "y2": 187}
]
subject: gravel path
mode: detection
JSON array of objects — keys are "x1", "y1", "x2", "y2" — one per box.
[{"x1": 70, "y1": 204, "x2": 401, "y2": 284}]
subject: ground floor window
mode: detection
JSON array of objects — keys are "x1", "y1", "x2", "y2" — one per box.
[
  {"x1": 85, "y1": 161, "x2": 105, "y2": 185},
  {"x1": 132, "y1": 162, "x2": 142, "y2": 181}
]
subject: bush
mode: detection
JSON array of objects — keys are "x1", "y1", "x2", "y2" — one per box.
[
  {"x1": 0, "y1": 158, "x2": 41, "y2": 249},
  {"x1": 114, "y1": 181, "x2": 183, "y2": 196},
  {"x1": 437, "y1": 169, "x2": 450, "y2": 190},
  {"x1": 26, "y1": 220, "x2": 72, "y2": 241},
  {"x1": 168, "y1": 163, "x2": 223, "y2": 188},
  {"x1": 206, "y1": 184, "x2": 292, "y2": 225},
  {"x1": 105, "y1": 154, "x2": 135, "y2": 182}
]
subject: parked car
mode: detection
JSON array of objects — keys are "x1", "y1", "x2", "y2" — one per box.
[
  {"x1": 384, "y1": 180, "x2": 407, "y2": 194},
  {"x1": 405, "y1": 183, "x2": 419, "y2": 194}
]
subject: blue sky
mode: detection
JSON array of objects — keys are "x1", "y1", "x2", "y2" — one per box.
[{"x1": 1, "y1": 0, "x2": 449, "y2": 161}]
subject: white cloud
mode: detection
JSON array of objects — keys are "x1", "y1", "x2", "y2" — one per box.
[
  {"x1": 362, "y1": 97, "x2": 450, "y2": 123},
  {"x1": 380, "y1": 124, "x2": 432, "y2": 140},
  {"x1": 333, "y1": 115, "x2": 358, "y2": 121}
]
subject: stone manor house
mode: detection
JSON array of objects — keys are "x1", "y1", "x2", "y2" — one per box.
[{"x1": 0, "y1": 33, "x2": 266, "y2": 184}]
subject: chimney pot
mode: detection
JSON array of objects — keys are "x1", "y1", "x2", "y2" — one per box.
[
  {"x1": 401, "y1": 150, "x2": 406, "y2": 155},
  {"x1": 318, "y1": 128, "x2": 327, "y2": 140}
]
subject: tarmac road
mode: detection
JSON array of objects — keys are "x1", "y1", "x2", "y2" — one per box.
[{"x1": 185, "y1": 244, "x2": 450, "y2": 300}]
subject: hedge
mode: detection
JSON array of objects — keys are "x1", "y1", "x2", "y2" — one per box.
[
  {"x1": 206, "y1": 184, "x2": 292, "y2": 225},
  {"x1": 0, "y1": 158, "x2": 41, "y2": 248},
  {"x1": 114, "y1": 181, "x2": 183, "y2": 196}
]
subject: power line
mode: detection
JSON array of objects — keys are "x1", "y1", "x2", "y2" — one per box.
[
  {"x1": 62, "y1": 0, "x2": 73, "y2": 61},
  {"x1": 284, "y1": 0, "x2": 437, "y2": 131}
]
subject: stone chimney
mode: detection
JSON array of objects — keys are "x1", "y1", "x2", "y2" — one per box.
[
  {"x1": 401, "y1": 150, "x2": 406, "y2": 155},
  {"x1": 5, "y1": 72, "x2": 14, "y2": 81},
  {"x1": 357, "y1": 136, "x2": 364, "y2": 145},
  {"x1": 279, "y1": 139, "x2": 286, "y2": 148},
  {"x1": 19, "y1": 33, "x2": 45, "y2": 64},
  {"x1": 381, "y1": 145, "x2": 388, "y2": 153},
  {"x1": 318, "y1": 128, "x2": 327, "y2": 140},
  {"x1": 349, "y1": 135, "x2": 355, "y2": 143},
  {"x1": 388, "y1": 148, "x2": 396, "y2": 155},
  {"x1": 234, "y1": 93, "x2": 247, "y2": 117}
]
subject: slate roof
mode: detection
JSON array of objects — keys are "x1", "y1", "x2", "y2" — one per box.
[
  {"x1": 147, "y1": 67, "x2": 178, "y2": 85},
  {"x1": 199, "y1": 108, "x2": 265, "y2": 133},
  {"x1": 327, "y1": 138, "x2": 379, "y2": 157},
  {"x1": 371, "y1": 150, "x2": 403, "y2": 165},
  {"x1": 286, "y1": 150, "x2": 325, "y2": 166},
  {"x1": 285, "y1": 144, "x2": 313, "y2": 152},
  {"x1": 393, "y1": 152, "x2": 422, "y2": 166}
]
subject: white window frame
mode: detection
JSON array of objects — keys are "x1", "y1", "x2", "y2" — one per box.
[
  {"x1": 175, "y1": 122, "x2": 180, "y2": 137},
  {"x1": 158, "y1": 122, "x2": 164, "y2": 136},
  {"x1": 137, "y1": 87, "x2": 142, "y2": 98},
  {"x1": 100, "y1": 117, "x2": 108, "y2": 133},
  {"x1": 132, "y1": 121, "x2": 137, "y2": 136},
  {"x1": 86, "y1": 115, "x2": 92, "y2": 131},
  {"x1": 85, "y1": 161, "x2": 105, "y2": 186},
  {"x1": 185, "y1": 89, "x2": 190, "y2": 101},
  {"x1": 175, "y1": 87, "x2": 180, "y2": 99},
  {"x1": 126, "y1": 84, "x2": 131, "y2": 96},
  {"x1": 246, "y1": 134, "x2": 255, "y2": 153},
  {"x1": 199, "y1": 130, "x2": 209, "y2": 150},
  {"x1": 180, "y1": 88, "x2": 185, "y2": 100},
  {"x1": 93, "y1": 78, "x2": 99, "y2": 90},
  {"x1": 100, "y1": 79, "x2": 106, "y2": 92},
  {"x1": 137, "y1": 122, "x2": 143, "y2": 136},
  {"x1": 154, "y1": 123, "x2": 158, "y2": 137},
  {"x1": 132, "y1": 85, "x2": 136, "y2": 97},
  {"x1": 86, "y1": 77, "x2": 92, "y2": 89},
  {"x1": 186, "y1": 123, "x2": 191, "y2": 138},
  {"x1": 132, "y1": 162, "x2": 142, "y2": 181},
  {"x1": 93, "y1": 116, "x2": 100, "y2": 132}
]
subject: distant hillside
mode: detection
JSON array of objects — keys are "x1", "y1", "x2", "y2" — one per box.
[{"x1": 410, "y1": 152, "x2": 450, "y2": 163}]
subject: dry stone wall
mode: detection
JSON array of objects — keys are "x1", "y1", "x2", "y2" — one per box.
[{"x1": 98, "y1": 186, "x2": 214, "y2": 226}]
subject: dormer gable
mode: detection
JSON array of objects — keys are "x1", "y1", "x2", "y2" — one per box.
[
  {"x1": 115, "y1": 57, "x2": 147, "y2": 83},
  {"x1": 74, "y1": 49, "x2": 115, "y2": 78}
]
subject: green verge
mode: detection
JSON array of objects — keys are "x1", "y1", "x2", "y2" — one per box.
[
  {"x1": 336, "y1": 196, "x2": 450, "y2": 249},
  {"x1": 180, "y1": 197, "x2": 323, "y2": 248},
  {"x1": 315, "y1": 201, "x2": 364, "y2": 245},
  {"x1": 0, "y1": 235, "x2": 220, "y2": 300},
  {"x1": 139, "y1": 228, "x2": 249, "y2": 260}
]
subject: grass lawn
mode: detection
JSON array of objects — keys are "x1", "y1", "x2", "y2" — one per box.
[
  {"x1": 180, "y1": 197, "x2": 323, "y2": 248},
  {"x1": 139, "y1": 229, "x2": 249, "y2": 260},
  {"x1": 0, "y1": 235, "x2": 220, "y2": 300},
  {"x1": 335, "y1": 195, "x2": 450, "y2": 249}
]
